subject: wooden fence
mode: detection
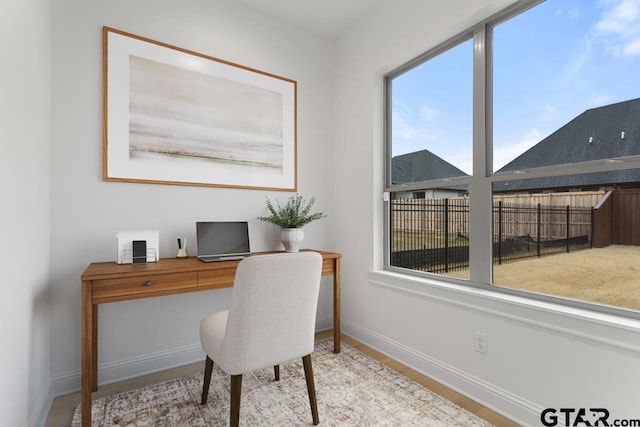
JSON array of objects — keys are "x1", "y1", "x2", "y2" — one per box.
[
  {"x1": 492, "y1": 191, "x2": 604, "y2": 208},
  {"x1": 392, "y1": 191, "x2": 603, "y2": 238},
  {"x1": 593, "y1": 189, "x2": 640, "y2": 247},
  {"x1": 390, "y1": 192, "x2": 599, "y2": 273},
  {"x1": 494, "y1": 202, "x2": 592, "y2": 242},
  {"x1": 391, "y1": 197, "x2": 468, "y2": 235},
  {"x1": 493, "y1": 191, "x2": 603, "y2": 240}
]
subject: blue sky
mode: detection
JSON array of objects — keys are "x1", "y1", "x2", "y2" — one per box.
[{"x1": 392, "y1": 0, "x2": 640, "y2": 175}]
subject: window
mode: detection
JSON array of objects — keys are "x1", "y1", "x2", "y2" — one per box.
[
  {"x1": 387, "y1": 36, "x2": 473, "y2": 279},
  {"x1": 385, "y1": 0, "x2": 640, "y2": 318}
]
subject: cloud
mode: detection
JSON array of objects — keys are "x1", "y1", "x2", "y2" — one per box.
[
  {"x1": 419, "y1": 105, "x2": 440, "y2": 121},
  {"x1": 455, "y1": 153, "x2": 473, "y2": 176},
  {"x1": 622, "y1": 36, "x2": 640, "y2": 54},
  {"x1": 595, "y1": 0, "x2": 640, "y2": 34},
  {"x1": 556, "y1": 6, "x2": 581, "y2": 20},
  {"x1": 559, "y1": 49, "x2": 590, "y2": 85},
  {"x1": 392, "y1": 124, "x2": 439, "y2": 142},
  {"x1": 391, "y1": 105, "x2": 440, "y2": 154},
  {"x1": 494, "y1": 128, "x2": 544, "y2": 170},
  {"x1": 587, "y1": 93, "x2": 614, "y2": 106},
  {"x1": 391, "y1": 101, "x2": 446, "y2": 155},
  {"x1": 568, "y1": 7, "x2": 582, "y2": 20},
  {"x1": 594, "y1": 0, "x2": 640, "y2": 57}
]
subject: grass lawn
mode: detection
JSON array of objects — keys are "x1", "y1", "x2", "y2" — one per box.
[{"x1": 491, "y1": 245, "x2": 640, "y2": 311}]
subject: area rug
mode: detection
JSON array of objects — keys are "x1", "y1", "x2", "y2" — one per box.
[{"x1": 72, "y1": 338, "x2": 491, "y2": 426}]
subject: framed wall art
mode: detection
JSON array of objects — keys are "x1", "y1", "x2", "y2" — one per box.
[{"x1": 103, "y1": 27, "x2": 297, "y2": 190}]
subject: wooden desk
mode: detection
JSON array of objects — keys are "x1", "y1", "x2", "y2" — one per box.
[{"x1": 80, "y1": 250, "x2": 341, "y2": 427}]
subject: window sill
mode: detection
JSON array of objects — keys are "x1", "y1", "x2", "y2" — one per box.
[{"x1": 368, "y1": 269, "x2": 640, "y2": 354}]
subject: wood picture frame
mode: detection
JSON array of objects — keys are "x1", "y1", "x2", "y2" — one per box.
[{"x1": 103, "y1": 27, "x2": 297, "y2": 191}]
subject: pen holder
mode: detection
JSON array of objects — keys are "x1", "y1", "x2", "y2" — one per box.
[
  {"x1": 176, "y1": 248, "x2": 188, "y2": 258},
  {"x1": 176, "y1": 237, "x2": 188, "y2": 258}
]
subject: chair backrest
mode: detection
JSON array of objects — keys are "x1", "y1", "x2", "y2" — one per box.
[{"x1": 220, "y1": 251, "x2": 323, "y2": 375}]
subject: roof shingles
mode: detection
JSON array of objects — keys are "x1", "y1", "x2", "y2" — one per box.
[
  {"x1": 392, "y1": 149, "x2": 468, "y2": 184},
  {"x1": 496, "y1": 97, "x2": 640, "y2": 191}
]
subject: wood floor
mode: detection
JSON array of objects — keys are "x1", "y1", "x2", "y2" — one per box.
[{"x1": 46, "y1": 331, "x2": 518, "y2": 426}]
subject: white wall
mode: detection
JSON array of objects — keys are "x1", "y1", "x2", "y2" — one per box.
[
  {"x1": 49, "y1": 0, "x2": 335, "y2": 394},
  {"x1": 334, "y1": 0, "x2": 640, "y2": 425},
  {"x1": 0, "y1": 0, "x2": 52, "y2": 425}
]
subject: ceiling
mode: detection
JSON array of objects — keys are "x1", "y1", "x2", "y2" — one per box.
[{"x1": 234, "y1": 0, "x2": 383, "y2": 39}]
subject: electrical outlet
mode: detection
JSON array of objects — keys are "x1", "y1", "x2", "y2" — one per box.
[{"x1": 474, "y1": 331, "x2": 488, "y2": 354}]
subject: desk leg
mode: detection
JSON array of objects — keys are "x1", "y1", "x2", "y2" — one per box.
[
  {"x1": 81, "y1": 281, "x2": 93, "y2": 427},
  {"x1": 92, "y1": 303, "x2": 98, "y2": 391},
  {"x1": 333, "y1": 258, "x2": 341, "y2": 353}
]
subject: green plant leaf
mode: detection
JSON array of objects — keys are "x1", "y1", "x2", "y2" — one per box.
[{"x1": 257, "y1": 194, "x2": 327, "y2": 228}]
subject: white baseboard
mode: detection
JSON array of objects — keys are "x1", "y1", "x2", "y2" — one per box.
[
  {"x1": 315, "y1": 314, "x2": 333, "y2": 332},
  {"x1": 51, "y1": 317, "x2": 334, "y2": 397},
  {"x1": 51, "y1": 342, "x2": 205, "y2": 397},
  {"x1": 342, "y1": 320, "x2": 542, "y2": 426}
]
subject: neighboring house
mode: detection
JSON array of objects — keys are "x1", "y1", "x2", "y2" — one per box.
[
  {"x1": 392, "y1": 149, "x2": 469, "y2": 198},
  {"x1": 495, "y1": 97, "x2": 640, "y2": 193},
  {"x1": 494, "y1": 97, "x2": 640, "y2": 247}
]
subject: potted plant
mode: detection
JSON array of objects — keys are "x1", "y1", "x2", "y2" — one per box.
[{"x1": 257, "y1": 194, "x2": 327, "y2": 252}]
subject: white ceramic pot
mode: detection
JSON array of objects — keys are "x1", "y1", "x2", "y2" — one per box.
[{"x1": 281, "y1": 228, "x2": 304, "y2": 253}]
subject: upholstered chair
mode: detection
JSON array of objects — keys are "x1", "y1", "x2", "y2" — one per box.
[{"x1": 199, "y1": 252, "x2": 323, "y2": 426}]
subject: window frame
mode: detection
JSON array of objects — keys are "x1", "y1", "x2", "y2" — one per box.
[{"x1": 383, "y1": 0, "x2": 640, "y2": 321}]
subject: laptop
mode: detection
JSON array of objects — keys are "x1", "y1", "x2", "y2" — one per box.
[{"x1": 196, "y1": 221, "x2": 251, "y2": 262}]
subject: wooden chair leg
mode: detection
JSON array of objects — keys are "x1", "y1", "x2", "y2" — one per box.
[
  {"x1": 302, "y1": 354, "x2": 319, "y2": 425},
  {"x1": 230, "y1": 374, "x2": 243, "y2": 427},
  {"x1": 274, "y1": 365, "x2": 280, "y2": 381},
  {"x1": 201, "y1": 356, "x2": 214, "y2": 405}
]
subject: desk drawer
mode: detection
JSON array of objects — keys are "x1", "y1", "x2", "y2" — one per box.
[
  {"x1": 198, "y1": 267, "x2": 236, "y2": 290},
  {"x1": 92, "y1": 272, "x2": 197, "y2": 301}
]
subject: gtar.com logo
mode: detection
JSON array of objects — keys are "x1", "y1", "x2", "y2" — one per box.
[
  {"x1": 541, "y1": 408, "x2": 610, "y2": 426},
  {"x1": 541, "y1": 408, "x2": 640, "y2": 427}
]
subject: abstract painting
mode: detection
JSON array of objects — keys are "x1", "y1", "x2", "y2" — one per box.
[{"x1": 103, "y1": 27, "x2": 297, "y2": 190}]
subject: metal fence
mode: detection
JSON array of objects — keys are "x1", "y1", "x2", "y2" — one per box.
[{"x1": 390, "y1": 198, "x2": 592, "y2": 274}]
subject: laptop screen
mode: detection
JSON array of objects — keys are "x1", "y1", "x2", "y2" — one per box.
[{"x1": 196, "y1": 221, "x2": 250, "y2": 257}]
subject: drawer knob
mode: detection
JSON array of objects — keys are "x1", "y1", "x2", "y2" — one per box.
[{"x1": 144, "y1": 280, "x2": 153, "y2": 287}]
